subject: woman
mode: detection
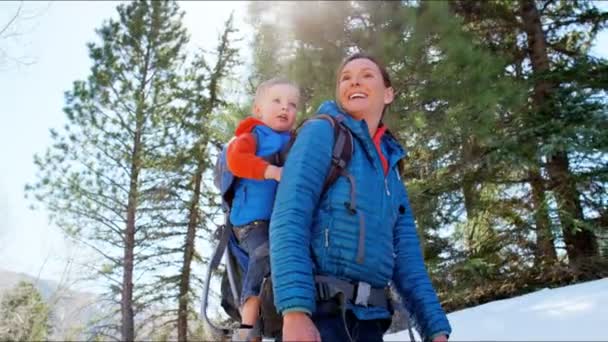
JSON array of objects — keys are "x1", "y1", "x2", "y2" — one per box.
[{"x1": 269, "y1": 53, "x2": 452, "y2": 342}]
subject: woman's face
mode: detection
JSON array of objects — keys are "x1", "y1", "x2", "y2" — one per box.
[{"x1": 337, "y1": 58, "x2": 394, "y2": 121}]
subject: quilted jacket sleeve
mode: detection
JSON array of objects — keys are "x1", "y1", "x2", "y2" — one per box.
[
  {"x1": 269, "y1": 119, "x2": 334, "y2": 315},
  {"x1": 392, "y1": 185, "x2": 452, "y2": 341},
  {"x1": 226, "y1": 133, "x2": 269, "y2": 180}
]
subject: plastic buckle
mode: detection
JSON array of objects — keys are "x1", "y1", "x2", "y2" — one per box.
[
  {"x1": 354, "y1": 282, "x2": 371, "y2": 307},
  {"x1": 331, "y1": 155, "x2": 345, "y2": 168},
  {"x1": 344, "y1": 202, "x2": 357, "y2": 215},
  {"x1": 316, "y1": 283, "x2": 331, "y2": 301}
]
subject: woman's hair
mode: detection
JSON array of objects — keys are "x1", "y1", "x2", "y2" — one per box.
[
  {"x1": 335, "y1": 52, "x2": 394, "y2": 117},
  {"x1": 336, "y1": 52, "x2": 392, "y2": 88}
]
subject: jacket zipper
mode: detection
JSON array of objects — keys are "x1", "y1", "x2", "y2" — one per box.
[
  {"x1": 384, "y1": 178, "x2": 391, "y2": 196},
  {"x1": 324, "y1": 228, "x2": 329, "y2": 247}
]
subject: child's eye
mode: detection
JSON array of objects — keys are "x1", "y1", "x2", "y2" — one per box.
[
  {"x1": 340, "y1": 75, "x2": 351, "y2": 82},
  {"x1": 289, "y1": 102, "x2": 297, "y2": 109},
  {"x1": 273, "y1": 98, "x2": 280, "y2": 103},
  {"x1": 364, "y1": 73, "x2": 374, "y2": 78}
]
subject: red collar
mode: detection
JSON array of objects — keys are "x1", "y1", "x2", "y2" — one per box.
[
  {"x1": 372, "y1": 124, "x2": 388, "y2": 145},
  {"x1": 234, "y1": 117, "x2": 266, "y2": 136},
  {"x1": 372, "y1": 124, "x2": 388, "y2": 175}
]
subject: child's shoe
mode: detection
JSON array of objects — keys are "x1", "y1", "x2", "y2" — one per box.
[{"x1": 231, "y1": 326, "x2": 261, "y2": 342}]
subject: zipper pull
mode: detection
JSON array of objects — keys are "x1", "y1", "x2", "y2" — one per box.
[
  {"x1": 385, "y1": 178, "x2": 391, "y2": 196},
  {"x1": 324, "y1": 228, "x2": 329, "y2": 247}
]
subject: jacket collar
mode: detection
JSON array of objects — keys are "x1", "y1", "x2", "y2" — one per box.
[
  {"x1": 235, "y1": 117, "x2": 266, "y2": 136},
  {"x1": 235, "y1": 117, "x2": 291, "y2": 138},
  {"x1": 316, "y1": 100, "x2": 406, "y2": 168}
]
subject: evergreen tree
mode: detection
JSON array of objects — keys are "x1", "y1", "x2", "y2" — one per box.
[
  {"x1": 25, "y1": 1, "x2": 190, "y2": 339},
  {"x1": 519, "y1": 0, "x2": 605, "y2": 262},
  {"x1": 116, "y1": 13, "x2": 244, "y2": 341},
  {"x1": 0, "y1": 281, "x2": 52, "y2": 341},
  {"x1": 138, "y1": 14, "x2": 241, "y2": 341},
  {"x1": 386, "y1": 1, "x2": 531, "y2": 295},
  {"x1": 450, "y1": 0, "x2": 608, "y2": 265}
]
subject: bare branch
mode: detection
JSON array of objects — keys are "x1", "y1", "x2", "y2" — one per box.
[{"x1": 0, "y1": 1, "x2": 23, "y2": 37}]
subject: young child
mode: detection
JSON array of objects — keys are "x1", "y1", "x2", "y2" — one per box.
[{"x1": 226, "y1": 77, "x2": 299, "y2": 341}]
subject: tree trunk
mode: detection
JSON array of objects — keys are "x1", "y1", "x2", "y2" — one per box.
[
  {"x1": 519, "y1": 0, "x2": 598, "y2": 263},
  {"x1": 529, "y1": 168, "x2": 557, "y2": 263},
  {"x1": 462, "y1": 136, "x2": 481, "y2": 217},
  {"x1": 548, "y1": 151, "x2": 599, "y2": 259},
  {"x1": 177, "y1": 160, "x2": 204, "y2": 341},
  {"x1": 176, "y1": 31, "x2": 226, "y2": 338},
  {"x1": 123, "y1": 125, "x2": 141, "y2": 341},
  {"x1": 121, "y1": 34, "x2": 153, "y2": 340},
  {"x1": 462, "y1": 177, "x2": 478, "y2": 250},
  {"x1": 461, "y1": 136, "x2": 485, "y2": 252}
]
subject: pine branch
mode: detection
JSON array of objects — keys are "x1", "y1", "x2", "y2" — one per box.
[{"x1": 0, "y1": 1, "x2": 23, "y2": 37}]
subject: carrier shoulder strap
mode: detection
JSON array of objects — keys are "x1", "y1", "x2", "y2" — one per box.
[
  {"x1": 259, "y1": 114, "x2": 353, "y2": 194},
  {"x1": 314, "y1": 114, "x2": 353, "y2": 194}
]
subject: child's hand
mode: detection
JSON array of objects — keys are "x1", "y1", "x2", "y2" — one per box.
[{"x1": 264, "y1": 165, "x2": 282, "y2": 181}]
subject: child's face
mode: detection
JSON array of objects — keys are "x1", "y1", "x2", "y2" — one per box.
[{"x1": 253, "y1": 84, "x2": 299, "y2": 132}]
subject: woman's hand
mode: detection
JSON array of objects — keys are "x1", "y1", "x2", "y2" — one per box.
[
  {"x1": 282, "y1": 311, "x2": 320, "y2": 342},
  {"x1": 433, "y1": 334, "x2": 448, "y2": 342}
]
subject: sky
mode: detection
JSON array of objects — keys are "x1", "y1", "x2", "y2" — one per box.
[
  {"x1": 0, "y1": 1, "x2": 607, "y2": 289},
  {"x1": 386, "y1": 277, "x2": 608, "y2": 341},
  {"x1": 0, "y1": 0, "x2": 251, "y2": 287}
]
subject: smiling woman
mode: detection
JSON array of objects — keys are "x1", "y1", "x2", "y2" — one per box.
[
  {"x1": 269, "y1": 52, "x2": 452, "y2": 342},
  {"x1": 336, "y1": 55, "x2": 394, "y2": 136}
]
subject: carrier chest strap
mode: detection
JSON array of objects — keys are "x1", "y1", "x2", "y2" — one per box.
[{"x1": 314, "y1": 275, "x2": 390, "y2": 309}]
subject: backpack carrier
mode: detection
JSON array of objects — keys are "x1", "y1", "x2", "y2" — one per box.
[{"x1": 201, "y1": 114, "x2": 354, "y2": 339}]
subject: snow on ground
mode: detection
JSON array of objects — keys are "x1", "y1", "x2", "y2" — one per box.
[{"x1": 386, "y1": 278, "x2": 608, "y2": 341}]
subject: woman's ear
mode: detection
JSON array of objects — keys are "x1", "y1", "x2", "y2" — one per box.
[{"x1": 384, "y1": 87, "x2": 395, "y2": 105}]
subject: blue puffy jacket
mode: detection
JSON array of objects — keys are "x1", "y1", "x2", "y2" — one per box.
[{"x1": 269, "y1": 101, "x2": 451, "y2": 340}]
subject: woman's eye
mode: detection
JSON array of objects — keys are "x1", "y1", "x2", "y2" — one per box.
[
  {"x1": 341, "y1": 75, "x2": 351, "y2": 81},
  {"x1": 273, "y1": 98, "x2": 280, "y2": 103},
  {"x1": 364, "y1": 73, "x2": 374, "y2": 78}
]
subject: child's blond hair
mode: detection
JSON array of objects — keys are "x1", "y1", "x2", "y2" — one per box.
[{"x1": 254, "y1": 77, "x2": 301, "y2": 105}]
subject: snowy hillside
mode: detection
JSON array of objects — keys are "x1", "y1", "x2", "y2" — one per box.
[{"x1": 386, "y1": 278, "x2": 608, "y2": 341}]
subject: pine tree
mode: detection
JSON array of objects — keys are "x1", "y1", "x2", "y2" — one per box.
[
  {"x1": 391, "y1": 1, "x2": 534, "y2": 291},
  {"x1": 519, "y1": 0, "x2": 605, "y2": 263},
  {"x1": 25, "y1": 1, "x2": 190, "y2": 339},
  {"x1": 122, "y1": 13, "x2": 242, "y2": 341},
  {"x1": 450, "y1": 0, "x2": 608, "y2": 265},
  {"x1": 0, "y1": 281, "x2": 52, "y2": 341},
  {"x1": 174, "y1": 14, "x2": 240, "y2": 341}
]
